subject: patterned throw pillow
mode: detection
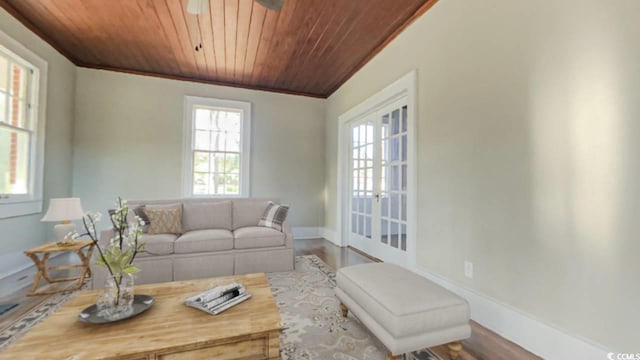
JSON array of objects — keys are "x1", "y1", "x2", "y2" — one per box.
[
  {"x1": 145, "y1": 208, "x2": 182, "y2": 235},
  {"x1": 258, "y1": 202, "x2": 289, "y2": 232}
]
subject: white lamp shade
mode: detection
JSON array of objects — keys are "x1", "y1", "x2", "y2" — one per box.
[{"x1": 41, "y1": 198, "x2": 85, "y2": 222}]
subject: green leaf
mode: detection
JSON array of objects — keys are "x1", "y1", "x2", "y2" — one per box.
[
  {"x1": 119, "y1": 252, "x2": 131, "y2": 270},
  {"x1": 111, "y1": 246, "x2": 122, "y2": 257},
  {"x1": 123, "y1": 265, "x2": 140, "y2": 274}
]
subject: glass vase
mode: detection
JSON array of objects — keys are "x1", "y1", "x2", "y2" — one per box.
[{"x1": 97, "y1": 273, "x2": 134, "y2": 321}]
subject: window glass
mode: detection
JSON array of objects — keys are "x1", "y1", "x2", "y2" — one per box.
[
  {"x1": 0, "y1": 49, "x2": 37, "y2": 198},
  {"x1": 189, "y1": 105, "x2": 246, "y2": 196},
  {"x1": 0, "y1": 127, "x2": 29, "y2": 195}
]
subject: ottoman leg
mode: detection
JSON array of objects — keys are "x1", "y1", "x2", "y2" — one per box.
[
  {"x1": 447, "y1": 341, "x2": 463, "y2": 360},
  {"x1": 386, "y1": 351, "x2": 402, "y2": 360},
  {"x1": 339, "y1": 302, "x2": 348, "y2": 317}
]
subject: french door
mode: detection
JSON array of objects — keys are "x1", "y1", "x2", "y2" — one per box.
[{"x1": 348, "y1": 98, "x2": 410, "y2": 265}]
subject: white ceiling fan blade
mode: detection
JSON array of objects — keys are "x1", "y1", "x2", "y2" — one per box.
[
  {"x1": 187, "y1": 0, "x2": 209, "y2": 15},
  {"x1": 256, "y1": 0, "x2": 284, "y2": 11}
]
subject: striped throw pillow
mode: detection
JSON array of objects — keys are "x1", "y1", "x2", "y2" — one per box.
[{"x1": 258, "y1": 202, "x2": 289, "y2": 232}]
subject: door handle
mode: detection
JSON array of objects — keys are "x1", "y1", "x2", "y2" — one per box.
[{"x1": 375, "y1": 193, "x2": 380, "y2": 203}]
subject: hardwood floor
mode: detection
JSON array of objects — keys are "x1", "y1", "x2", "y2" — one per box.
[
  {"x1": 0, "y1": 272, "x2": 79, "y2": 332},
  {"x1": 2, "y1": 239, "x2": 539, "y2": 360},
  {"x1": 295, "y1": 238, "x2": 541, "y2": 360}
]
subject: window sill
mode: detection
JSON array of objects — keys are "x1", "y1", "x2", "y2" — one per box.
[{"x1": 0, "y1": 200, "x2": 43, "y2": 219}]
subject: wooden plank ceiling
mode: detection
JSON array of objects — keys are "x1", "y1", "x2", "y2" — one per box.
[{"x1": 0, "y1": 0, "x2": 437, "y2": 98}]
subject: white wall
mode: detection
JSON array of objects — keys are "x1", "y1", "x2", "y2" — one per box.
[
  {"x1": 73, "y1": 69, "x2": 325, "y2": 228},
  {"x1": 0, "y1": 8, "x2": 76, "y2": 258},
  {"x1": 325, "y1": 0, "x2": 639, "y2": 353}
]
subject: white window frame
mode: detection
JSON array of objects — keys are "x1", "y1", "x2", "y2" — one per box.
[
  {"x1": 336, "y1": 70, "x2": 417, "y2": 268},
  {"x1": 182, "y1": 96, "x2": 251, "y2": 198},
  {"x1": 0, "y1": 30, "x2": 47, "y2": 219}
]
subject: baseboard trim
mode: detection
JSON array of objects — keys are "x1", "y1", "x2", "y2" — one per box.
[
  {"x1": 347, "y1": 245, "x2": 382, "y2": 263},
  {"x1": 292, "y1": 227, "x2": 324, "y2": 239},
  {"x1": 411, "y1": 265, "x2": 612, "y2": 360},
  {"x1": 293, "y1": 227, "x2": 342, "y2": 247},
  {"x1": 0, "y1": 251, "x2": 69, "y2": 297},
  {"x1": 321, "y1": 228, "x2": 340, "y2": 246},
  {"x1": 297, "y1": 227, "x2": 613, "y2": 358},
  {"x1": 0, "y1": 251, "x2": 40, "y2": 280}
]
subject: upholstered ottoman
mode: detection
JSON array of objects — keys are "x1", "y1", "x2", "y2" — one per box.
[{"x1": 335, "y1": 263, "x2": 471, "y2": 360}]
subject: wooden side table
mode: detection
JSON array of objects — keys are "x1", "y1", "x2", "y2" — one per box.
[{"x1": 24, "y1": 240, "x2": 95, "y2": 296}]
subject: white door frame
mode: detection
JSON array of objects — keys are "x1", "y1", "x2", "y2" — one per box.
[{"x1": 336, "y1": 70, "x2": 418, "y2": 268}]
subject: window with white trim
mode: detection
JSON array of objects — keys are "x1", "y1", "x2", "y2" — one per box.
[
  {"x1": 183, "y1": 96, "x2": 251, "y2": 197},
  {"x1": 0, "y1": 30, "x2": 47, "y2": 219}
]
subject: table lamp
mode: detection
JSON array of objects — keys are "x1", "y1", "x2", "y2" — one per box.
[{"x1": 41, "y1": 198, "x2": 85, "y2": 246}]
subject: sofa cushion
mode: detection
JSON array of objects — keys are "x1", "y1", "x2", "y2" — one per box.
[
  {"x1": 233, "y1": 226, "x2": 285, "y2": 249},
  {"x1": 175, "y1": 229, "x2": 233, "y2": 254},
  {"x1": 182, "y1": 201, "x2": 232, "y2": 232},
  {"x1": 138, "y1": 234, "x2": 176, "y2": 256},
  {"x1": 232, "y1": 199, "x2": 273, "y2": 230}
]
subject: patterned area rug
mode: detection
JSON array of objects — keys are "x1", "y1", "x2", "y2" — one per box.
[
  {"x1": 0, "y1": 285, "x2": 86, "y2": 351},
  {"x1": 0, "y1": 256, "x2": 441, "y2": 359}
]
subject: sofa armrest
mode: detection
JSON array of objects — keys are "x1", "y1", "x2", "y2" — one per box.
[{"x1": 283, "y1": 221, "x2": 294, "y2": 248}]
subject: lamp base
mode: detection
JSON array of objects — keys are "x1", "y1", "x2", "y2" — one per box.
[{"x1": 53, "y1": 222, "x2": 77, "y2": 245}]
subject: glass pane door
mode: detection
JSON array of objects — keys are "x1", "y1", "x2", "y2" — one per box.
[
  {"x1": 349, "y1": 119, "x2": 375, "y2": 252},
  {"x1": 347, "y1": 97, "x2": 409, "y2": 265},
  {"x1": 380, "y1": 105, "x2": 409, "y2": 252}
]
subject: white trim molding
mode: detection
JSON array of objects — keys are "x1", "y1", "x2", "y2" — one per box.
[
  {"x1": 321, "y1": 228, "x2": 339, "y2": 246},
  {"x1": 0, "y1": 29, "x2": 48, "y2": 219},
  {"x1": 0, "y1": 200, "x2": 42, "y2": 219},
  {"x1": 336, "y1": 70, "x2": 418, "y2": 268},
  {"x1": 292, "y1": 227, "x2": 324, "y2": 239},
  {"x1": 294, "y1": 227, "x2": 341, "y2": 247},
  {"x1": 411, "y1": 265, "x2": 612, "y2": 360},
  {"x1": 182, "y1": 96, "x2": 251, "y2": 198},
  {"x1": 0, "y1": 251, "x2": 68, "y2": 298},
  {"x1": 292, "y1": 226, "x2": 344, "y2": 247}
]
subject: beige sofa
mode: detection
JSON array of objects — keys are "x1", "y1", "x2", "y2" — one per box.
[{"x1": 91, "y1": 198, "x2": 294, "y2": 289}]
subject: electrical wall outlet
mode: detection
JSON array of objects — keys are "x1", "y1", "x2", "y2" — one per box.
[{"x1": 464, "y1": 261, "x2": 473, "y2": 279}]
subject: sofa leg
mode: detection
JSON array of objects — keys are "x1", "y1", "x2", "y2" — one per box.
[
  {"x1": 386, "y1": 351, "x2": 402, "y2": 360},
  {"x1": 447, "y1": 340, "x2": 463, "y2": 360},
  {"x1": 339, "y1": 303, "x2": 348, "y2": 318}
]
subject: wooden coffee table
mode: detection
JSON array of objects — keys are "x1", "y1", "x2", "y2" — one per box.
[{"x1": 0, "y1": 273, "x2": 282, "y2": 360}]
